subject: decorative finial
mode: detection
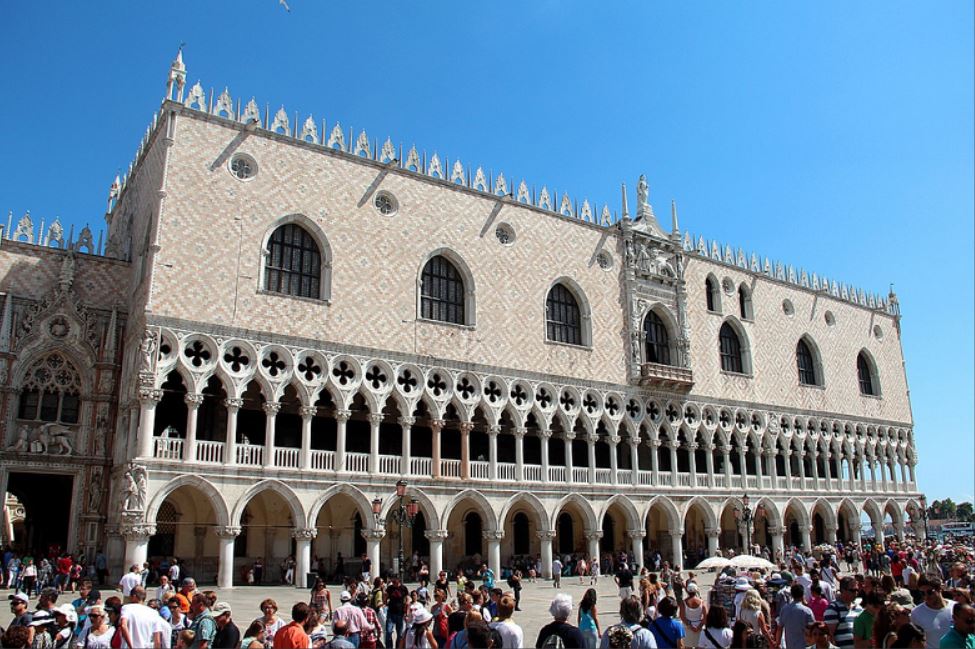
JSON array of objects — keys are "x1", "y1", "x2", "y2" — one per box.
[
  {"x1": 621, "y1": 183, "x2": 630, "y2": 221},
  {"x1": 671, "y1": 200, "x2": 679, "y2": 234},
  {"x1": 166, "y1": 44, "x2": 187, "y2": 102},
  {"x1": 107, "y1": 174, "x2": 121, "y2": 213}
]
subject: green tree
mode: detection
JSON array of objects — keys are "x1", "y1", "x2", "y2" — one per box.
[{"x1": 957, "y1": 502, "x2": 974, "y2": 522}]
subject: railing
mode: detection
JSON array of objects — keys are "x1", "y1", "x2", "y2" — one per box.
[
  {"x1": 311, "y1": 450, "x2": 334, "y2": 471},
  {"x1": 677, "y1": 473, "x2": 691, "y2": 487},
  {"x1": 441, "y1": 459, "x2": 461, "y2": 478},
  {"x1": 658, "y1": 473, "x2": 672, "y2": 487},
  {"x1": 638, "y1": 470, "x2": 653, "y2": 486},
  {"x1": 777, "y1": 477, "x2": 788, "y2": 490},
  {"x1": 548, "y1": 466, "x2": 566, "y2": 482},
  {"x1": 618, "y1": 469, "x2": 633, "y2": 484},
  {"x1": 470, "y1": 461, "x2": 490, "y2": 480},
  {"x1": 730, "y1": 476, "x2": 743, "y2": 489},
  {"x1": 379, "y1": 455, "x2": 400, "y2": 475},
  {"x1": 524, "y1": 465, "x2": 542, "y2": 482},
  {"x1": 154, "y1": 437, "x2": 183, "y2": 460},
  {"x1": 497, "y1": 462, "x2": 517, "y2": 481},
  {"x1": 594, "y1": 468, "x2": 612, "y2": 484},
  {"x1": 346, "y1": 452, "x2": 369, "y2": 474},
  {"x1": 791, "y1": 477, "x2": 803, "y2": 489},
  {"x1": 572, "y1": 467, "x2": 589, "y2": 483},
  {"x1": 195, "y1": 441, "x2": 224, "y2": 464},
  {"x1": 746, "y1": 476, "x2": 757, "y2": 489},
  {"x1": 410, "y1": 457, "x2": 432, "y2": 476},
  {"x1": 236, "y1": 444, "x2": 263, "y2": 466},
  {"x1": 695, "y1": 475, "x2": 709, "y2": 487},
  {"x1": 275, "y1": 447, "x2": 300, "y2": 468}
]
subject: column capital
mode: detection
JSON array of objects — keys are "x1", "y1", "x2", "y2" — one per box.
[
  {"x1": 459, "y1": 421, "x2": 474, "y2": 434},
  {"x1": 120, "y1": 524, "x2": 156, "y2": 541},
  {"x1": 361, "y1": 528, "x2": 386, "y2": 541},
  {"x1": 368, "y1": 413, "x2": 384, "y2": 426},
  {"x1": 263, "y1": 401, "x2": 282, "y2": 416},
  {"x1": 223, "y1": 397, "x2": 244, "y2": 411},
  {"x1": 138, "y1": 388, "x2": 163, "y2": 404},
  {"x1": 705, "y1": 528, "x2": 720, "y2": 539},
  {"x1": 299, "y1": 406, "x2": 318, "y2": 418},
  {"x1": 586, "y1": 433, "x2": 599, "y2": 444},
  {"x1": 398, "y1": 416, "x2": 416, "y2": 428},
  {"x1": 215, "y1": 525, "x2": 242, "y2": 539},
  {"x1": 536, "y1": 530, "x2": 557, "y2": 541},
  {"x1": 184, "y1": 393, "x2": 205, "y2": 408},
  {"x1": 584, "y1": 530, "x2": 604, "y2": 541},
  {"x1": 649, "y1": 439, "x2": 661, "y2": 449},
  {"x1": 335, "y1": 409, "x2": 351, "y2": 423},
  {"x1": 292, "y1": 528, "x2": 318, "y2": 541},
  {"x1": 430, "y1": 419, "x2": 445, "y2": 431},
  {"x1": 487, "y1": 425, "x2": 501, "y2": 436},
  {"x1": 686, "y1": 442, "x2": 698, "y2": 451},
  {"x1": 667, "y1": 440, "x2": 680, "y2": 450},
  {"x1": 539, "y1": 429, "x2": 553, "y2": 440},
  {"x1": 608, "y1": 435, "x2": 621, "y2": 446},
  {"x1": 564, "y1": 432, "x2": 577, "y2": 441},
  {"x1": 626, "y1": 529, "x2": 647, "y2": 540},
  {"x1": 513, "y1": 427, "x2": 527, "y2": 438},
  {"x1": 767, "y1": 525, "x2": 784, "y2": 536},
  {"x1": 482, "y1": 530, "x2": 504, "y2": 541},
  {"x1": 424, "y1": 529, "x2": 450, "y2": 541},
  {"x1": 669, "y1": 529, "x2": 685, "y2": 539},
  {"x1": 721, "y1": 445, "x2": 733, "y2": 454}
]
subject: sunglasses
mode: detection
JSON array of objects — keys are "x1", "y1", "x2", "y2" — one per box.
[{"x1": 89, "y1": 614, "x2": 104, "y2": 619}]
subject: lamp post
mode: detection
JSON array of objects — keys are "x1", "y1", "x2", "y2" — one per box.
[
  {"x1": 919, "y1": 495, "x2": 930, "y2": 542},
  {"x1": 373, "y1": 480, "x2": 418, "y2": 580},
  {"x1": 734, "y1": 493, "x2": 765, "y2": 554}
]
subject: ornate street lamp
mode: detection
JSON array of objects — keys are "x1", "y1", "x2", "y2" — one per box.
[
  {"x1": 919, "y1": 495, "x2": 930, "y2": 542},
  {"x1": 734, "y1": 493, "x2": 766, "y2": 554},
  {"x1": 375, "y1": 480, "x2": 419, "y2": 579}
]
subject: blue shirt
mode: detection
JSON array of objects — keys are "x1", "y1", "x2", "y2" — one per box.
[{"x1": 649, "y1": 617, "x2": 685, "y2": 648}]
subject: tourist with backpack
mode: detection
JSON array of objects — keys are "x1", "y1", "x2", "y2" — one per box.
[
  {"x1": 647, "y1": 596, "x2": 685, "y2": 648},
  {"x1": 537, "y1": 593, "x2": 586, "y2": 648},
  {"x1": 599, "y1": 595, "x2": 656, "y2": 648}
]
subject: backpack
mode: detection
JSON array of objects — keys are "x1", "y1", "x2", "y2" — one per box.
[
  {"x1": 540, "y1": 631, "x2": 566, "y2": 649},
  {"x1": 606, "y1": 624, "x2": 634, "y2": 649}
]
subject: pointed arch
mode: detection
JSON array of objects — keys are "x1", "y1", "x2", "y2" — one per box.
[
  {"x1": 857, "y1": 349, "x2": 881, "y2": 396},
  {"x1": 682, "y1": 497, "x2": 718, "y2": 530},
  {"x1": 260, "y1": 214, "x2": 331, "y2": 300},
  {"x1": 600, "y1": 495, "x2": 641, "y2": 531},
  {"x1": 146, "y1": 475, "x2": 230, "y2": 527},
  {"x1": 643, "y1": 305, "x2": 678, "y2": 366},
  {"x1": 499, "y1": 493, "x2": 548, "y2": 531},
  {"x1": 719, "y1": 317, "x2": 752, "y2": 374},
  {"x1": 551, "y1": 493, "x2": 598, "y2": 531},
  {"x1": 545, "y1": 277, "x2": 592, "y2": 347},
  {"x1": 418, "y1": 248, "x2": 476, "y2": 326},
  {"x1": 231, "y1": 479, "x2": 305, "y2": 528},
  {"x1": 797, "y1": 335, "x2": 824, "y2": 386},
  {"x1": 306, "y1": 483, "x2": 377, "y2": 530},
  {"x1": 647, "y1": 496, "x2": 683, "y2": 531},
  {"x1": 705, "y1": 273, "x2": 721, "y2": 313},
  {"x1": 441, "y1": 489, "x2": 498, "y2": 532}
]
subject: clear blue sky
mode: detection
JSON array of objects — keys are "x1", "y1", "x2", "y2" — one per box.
[{"x1": 1, "y1": 2, "x2": 972, "y2": 502}]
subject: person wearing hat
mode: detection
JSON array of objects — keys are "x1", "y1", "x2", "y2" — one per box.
[
  {"x1": 211, "y1": 602, "x2": 240, "y2": 649},
  {"x1": 403, "y1": 606, "x2": 436, "y2": 649},
  {"x1": 680, "y1": 581, "x2": 706, "y2": 647},
  {"x1": 51, "y1": 603, "x2": 78, "y2": 648},
  {"x1": 29, "y1": 609, "x2": 57, "y2": 648},
  {"x1": 332, "y1": 590, "x2": 373, "y2": 648},
  {"x1": 8, "y1": 592, "x2": 33, "y2": 628},
  {"x1": 732, "y1": 577, "x2": 751, "y2": 620}
]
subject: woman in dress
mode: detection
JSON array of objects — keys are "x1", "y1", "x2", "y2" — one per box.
[
  {"x1": 577, "y1": 588, "x2": 601, "y2": 649},
  {"x1": 309, "y1": 578, "x2": 332, "y2": 621},
  {"x1": 680, "y1": 582, "x2": 707, "y2": 648},
  {"x1": 736, "y1": 589, "x2": 774, "y2": 648},
  {"x1": 75, "y1": 605, "x2": 115, "y2": 649},
  {"x1": 253, "y1": 598, "x2": 286, "y2": 647}
]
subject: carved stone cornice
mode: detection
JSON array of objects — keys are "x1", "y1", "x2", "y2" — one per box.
[
  {"x1": 398, "y1": 417, "x2": 416, "y2": 428},
  {"x1": 335, "y1": 409, "x2": 351, "y2": 423},
  {"x1": 481, "y1": 530, "x2": 504, "y2": 541},
  {"x1": 120, "y1": 524, "x2": 156, "y2": 541},
  {"x1": 536, "y1": 530, "x2": 557, "y2": 541},
  {"x1": 138, "y1": 388, "x2": 162, "y2": 404},
  {"x1": 368, "y1": 414, "x2": 384, "y2": 426}
]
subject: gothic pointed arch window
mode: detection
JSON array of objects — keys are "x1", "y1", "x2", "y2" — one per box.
[
  {"x1": 264, "y1": 222, "x2": 323, "y2": 299},
  {"x1": 420, "y1": 255, "x2": 466, "y2": 325},
  {"x1": 857, "y1": 351, "x2": 880, "y2": 396},
  {"x1": 718, "y1": 322, "x2": 744, "y2": 374},
  {"x1": 705, "y1": 275, "x2": 721, "y2": 312},
  {"x1": 796, "y1": 338, "x2": 820, "y2": 386},
  {"x1": 17, "y1": 353, "x2": 82, "y2": 424},
  {"x1": 643, "y1": 311, "x2": 671, "y2": 365},
  {"x1": 738, "y1": 284, "x2": 753, "y2": 320},
  {"x1": 546, "y1": 283, "x2": 583, "y2": 346}
]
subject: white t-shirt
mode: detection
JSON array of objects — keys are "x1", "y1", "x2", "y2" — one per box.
[
  {"x1": 698, "y1": 626, "x2": 733, "y2": 648},
  {"x1": 121, "y1": 603, "x2": 168, "y2": 649},
  {"x1": 490, "y1": 619, "x2": 524, "y2": 649},
  {"x1": 902, "y1": 565, "x2": 917, "y2": 587},
  {"x1": 76, "y1": 626, "x2": 115, "y2": 649},
  {"x1": 168, "y1": 565, "x2": 180, "y2": 582},
  {"x1": 910, "y1": 600, "x2": 955, "y2": 649},
  {"x1": 119, "y1": 572, "x2": 141, "y2": 596}
]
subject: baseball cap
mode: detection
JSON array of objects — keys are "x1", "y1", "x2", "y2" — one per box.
[
  {"x1": 340, "y1": 591, "x2": 352, "y2": 602},
  {"x1": 7, "y1": 592, "x2": 29, "y2": 605},
  {"x1": 212, "y1": 602, "x2": 232, "y2": 616},
  {"x1": 54, "y1": 603, "x2": 78, "y2": 624}
]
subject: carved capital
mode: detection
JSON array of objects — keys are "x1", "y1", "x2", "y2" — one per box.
[
  {"x1": 335, "y1": 409, "x2": 351, "y2": 423},
  {"x1": 564, "y1": 432, "x2": 576, "y2": 442},
  {"x1": 263, "y1": 401, "x2": 282, "y2": 416},
  {"x1": 369, "y1": 413, "x2": 384, "y2": 426},
  {"x1": 626, "y1": 529, "x2": 647, "y2": 540},
  {"x1": 429, "y1": 419, "x2": 445, "y2": 432},
  {"x1": 299, "y1": 406, "x2": 318, "y2": 418},
  {"x1": 138, "y1": 388, "x2": 163, "y2": 404},
  {"x1": 215, "y1": 526, "x2": 241, "y2": 539},
  {"x1": 721, "y1": 446, "x2": 733, "y2": 455},
  {"x1": 292, "y1": 528, "x2": 318, "y2": 541},
  {"x1": 539, "y1": 429, "x2": 553, "y2": 440},
  {"x1": 513, "y1": 427, "x2": 527, "y2": 439},
  {"x1": 482, "y1": 530, "x2": 504, "y2": 541},
  {"x1": 608, "y1": 435, "x2": 621, "y2": 446},
  {"x1": 120, "y1": 524, "x2": 156, "y2": 541},
  {"x1": 459, "y1": 422, "x2": 474, "y2": 434},
  {"x1": 487, "y1": 426, "x2": 501, "y2": 436},
  {"x1": 586, "y1": 433, "x2": 599, "y2": 444},
  {"x1": 184, "y1": 393, "x2": 205, "y2": 408},
  {"x1": 361, "y1": 528, "x2": 386, "y2": 541},
  {"x1": 767, "y1": 526, "x2": 784, "y2": 536},
  {"x1": 670, "y1": 529, "x2": 685, "y2": 539},
  {"x1": 223, "y1": 398, "x2": 244, "y2": 411},
  {"x1": 424, "y1": 529, "x2": 449, "y2": 541},
  {"x1": 704, "y1": 443, "x2": 716, "y2": 452},
  {"x1": 705, "y1": 528, "x2": 720, "y2": 539},
  {"x1": 686, "y1": 443, "x2": 698, "y2": 451},
  {"x1": 536, "y1": 530, "x2": 557, "y2": 541},
  {"x1": 585, "y1": 530, "x2": 604, "y2": 541},
  {"x1": 398, "y1": 416, "x2": 416, "y2": 428}
]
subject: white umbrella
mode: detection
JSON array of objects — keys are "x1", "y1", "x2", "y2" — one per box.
[
  {"x1": 694, "y1": 556, "x2": 731, "y2": 570},
  {"x1": 728, "y1": 554, "x2": 776, "y2": 569}
]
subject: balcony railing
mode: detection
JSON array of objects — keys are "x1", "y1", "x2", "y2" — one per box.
[
  {"x1": 524, "y1": 465, "x2": 542, "y2": 482},
  {"x1": 470, "y1": 461, "x2": 490, "y2": 480},
  {"x1": 379, "y1": 454, "x2": 399, "y2": 475},
  {"x1": 275, "y1": 447, "x2": 300, "y2": 469},
  {"x1": 410, "y1": 457, "x2": 431, "y2": 476},
  {"x1": 236, "y1": 444, "x2": 263, "y2": 466},
  {"x1": 594, "y1": 468, "x2": 612, "y2": 484},
  {"x1": 498, "y1": 462, "x2": 517, "y2": 481},
  {"x1": 154, "y1": 438, "x2": 183, "y2": 460},
  {"x1": 441, "y1": 459, "x2": 461, "y2": 478},
  {"x1": 195, "y1": 441, "x2": 224, "y2": 464},
  {"x1": 311, "y1": 450, "x2": 334, "y2": 471},
  {"x1": 639, "y1": 362, "x2": 694, "y2": 391},
  {"x1": 548, "y1": 466, "x2": 566, "y2": 482}
]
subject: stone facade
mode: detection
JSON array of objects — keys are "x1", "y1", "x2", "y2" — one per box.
[{"x1": 0, "y1": 53, "x2": 920, "y2": 587}]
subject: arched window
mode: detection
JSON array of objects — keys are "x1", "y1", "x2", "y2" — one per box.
[
  {"x1": 643, "y1": 311, "x2": 671, "y2": 365},
  {"x1": 420, "y1": 255, "x2": 466, "y2": 324},
  {"x1": 718, "y1": 322, "x2": 743, "y2": 373},
  {"x1": 857, "y1": 351, "x2": 879, "y2": 396},
  {"x1": 264, "y1": 223, "x2": 322, "y2": 299},
  {"x1": 738, "y1": 285, "x2": 752, "y2": 319},
  {"x1": 797, "y1": 339, "x2": 818, "y2": 385},
  {"x1": 546, "y1": 283, "x2": 582, "y2": 346},
  {"x1": 705, "y1": 276, "x2": 719, "y2": 312},
  {"x1": 17, "y1": 353, "x2": 81, "y2": 424}
]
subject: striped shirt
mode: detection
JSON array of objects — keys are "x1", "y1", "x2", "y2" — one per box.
[{"x1": 824, "y1": 599, "x2": 862, "y2": 649}]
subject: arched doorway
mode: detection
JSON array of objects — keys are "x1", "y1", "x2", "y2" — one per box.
[
  {"x1": 236, "y1": 490, "x2": 299, "y2": 585},
  {"x1": 683, "y1": 500, "x2": 713, "y2": 565},
  {"x1": 147, "y1": 484, "x2": 220, "y2": 583},
  {"x1": 312, "y1": 491, "x2": 372, "y2": 581}
]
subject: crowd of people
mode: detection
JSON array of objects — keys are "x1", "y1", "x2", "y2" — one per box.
[{"x1": 0, "y1": 535, "x2": 973, "y2": 649}]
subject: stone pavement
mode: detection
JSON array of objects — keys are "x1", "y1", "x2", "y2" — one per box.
[{"x1": 1, "y1": 575, "x2": 722, "y2": 644}]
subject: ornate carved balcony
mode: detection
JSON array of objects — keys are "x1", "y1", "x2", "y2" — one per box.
[{"x1": 639, "y1": 362, "x2": 694, "y2": 391}]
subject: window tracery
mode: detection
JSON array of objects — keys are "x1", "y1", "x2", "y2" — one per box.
[{"x1": 17, "y1": 353, "x2": 82, "y2": 424}]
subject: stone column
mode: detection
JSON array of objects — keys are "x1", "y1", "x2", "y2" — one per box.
[
  {"x1": 783, "y1": 448, "x2": 793, "y2": 486},
  {"x1": 513, "y1": 428, "x2": 526, "y2": 482},
  {"x1": 364, "y1": 528, "x2": 385, "y2": 579},
  {"x1": 797, "y1": 450, "x2": 807, "y2": 486},
  {"x1": 669, "y1": 440, "x2": 679, "y2": 485},
  {"x1": 460, "y1": 422, "x2": 473, "y2": 480},
  {"x1": 137, "y1": 388, "x2": 162, "y2": 459},
  {"x1": 564, "y1": 432, "x2": 575, "y2": 484},
  {"x1": 764, "y1": 449, "x2": 776, "y2": 487},
  {"x1": 431, "y1": 419, "x2": 443, "y2": 479},
  {"x1": 488, "y1": 426, "x2": 500, "y2": 481},
  {"x1": 629, "y1": 439, "x2": 640, "y2": 487},
  {"x1": 122, "y1": 524, "x2": 155, "y2": 572},
  {"x1": 585, "y1": 530, "x2": 602, "y2": 562},
  {"x1": 300, "y1": 406, "x2": 316, "y2": 470},
  {"x1": 262, "y1": 402, "x2": 281, "y2": 468},
  {"x1": 704, "y1": 443, "x2": 716, "y2": 487},
  {"x1": 899, "y1": 459, "x2": 908, "y2": 486},
  {"x1": 484, "y1": 531, "x2": 503, "y2": 579},
  {"x1": 687, "y1": 442, "x2": 698, "y2": 485},
  {"x1": 399, "y1": 417, "x2": 414, "y2": 475},
  {"x1": 224, "y1": 398, "x2": 242, "y2": 466},
  {"x1": 737, "y1": 445, "x2": 747, "y2": 483},
  {"x1": 822, "y1": 452, "x2": 832, "y2": 492},
  {"x1": 627, "y1": 530, "x2": 646, "y2": 573},
  {"x1": 538, "y1": 531, "x2": 556, "y2": 579},
  {"x1": 650, "y1": 439, "x2": 661, "y2": 485},
  {"x1": 859, "y1": 453, "x2": 868, "y2": 492},
  {"x1": 126, "y1": 404, "x2": 140, "y2": 460},
  {"x1": 874, "y1": 523, "x2": 885, "y2": 548},
  {"x1": 868, "y1": 454, "x2": 878, "y2": 491},
  {"x1": 425, "y1": 530, "x2": 448, "y2": 578},
  {"x1": 824, "y1": 525, "x2": 838, "y2": 545},
  {"x1": 608, "y1": 436, "x2": 619, "y2": 485},
  {"x1": 670, "y1": 530, "x2": 684, "y2": 568},
  {"x1": 368, "y1": 413, "x2": 383, "y2": 475},
  {"x1": 216, "y1": 526, "x2": 240, "y2": 589},
  {"x1": 809, "y1": 449, "x2": 820, "y2": 489},
  {"x1": 293, "y1": 528, "x2": 317, "y2": 588},
  {"x1": 753, "y1": 447, "x2": 763, "y2": 486},
  {"x1": 706, "y1": 528, "x2": 720, "y2": 557},
  {"x1": 586, "y1": 433, "x2": 597, "y2": 484},
  {"x1": 800, "y1": 525, "x2": 812, "y2": 552},
  {"x1": 183, "y1": 393, "x2": 204, "y2": 462},
  {"x1": 335, "y1": 409, "x2": 350, "y2": 473},
  {"x1": 893, "y1": 521, "x2": 905, "y2": 542},
  {"x1": 540, "y1": 430, "x2": 551, "y2": 483},
  {"x1": 908, "y1": 458, "x2": 917, "y2": 485},
  {"x1": 769, "y1": 525, "x2": 785, "y2": 562},
  {"x1": 722, "y1": 445, "x2": 733, "y2": 485}
]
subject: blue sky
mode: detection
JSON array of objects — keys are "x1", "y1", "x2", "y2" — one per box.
[{"x1": 1, "y1": 2, "x2": 972, "y2": 501}]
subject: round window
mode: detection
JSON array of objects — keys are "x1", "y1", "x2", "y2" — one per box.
[
  {"x1": 782, "y1": 299, "x2": 795, "y2": 317},
  {"x1": 596, "y1": 251, "x2": 613, "y2": 270},
  {"x1": 873, "y1": 324, "x2": 884, "y2": 340},
  {"x1": 824, "y1": 311, "x2": 836, "y2": 326},
  {"x1": 374, "y1": 190, "x2": 398, "y2": 216},
  {"x1": 722, "y1": 277, "x2": 735, "y2": 295},
  {"x1": 495, "y1": 223, "x2": 515, "y2": 245},
  {"x1": 228, "y1": 153, "x2": 257, "y2": 180}
]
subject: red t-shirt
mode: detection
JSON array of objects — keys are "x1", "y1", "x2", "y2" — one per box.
[
  {"x1": 57, "y1": 557, "x2": 72, "y2": 576},
  {"x1": 272, "y1": 622, "x2": 309, "y2": 649}
]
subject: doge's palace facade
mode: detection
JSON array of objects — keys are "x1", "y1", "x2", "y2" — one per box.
[{"x1": 0, "y1": 52, "x2": 920, "y2": 586}]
